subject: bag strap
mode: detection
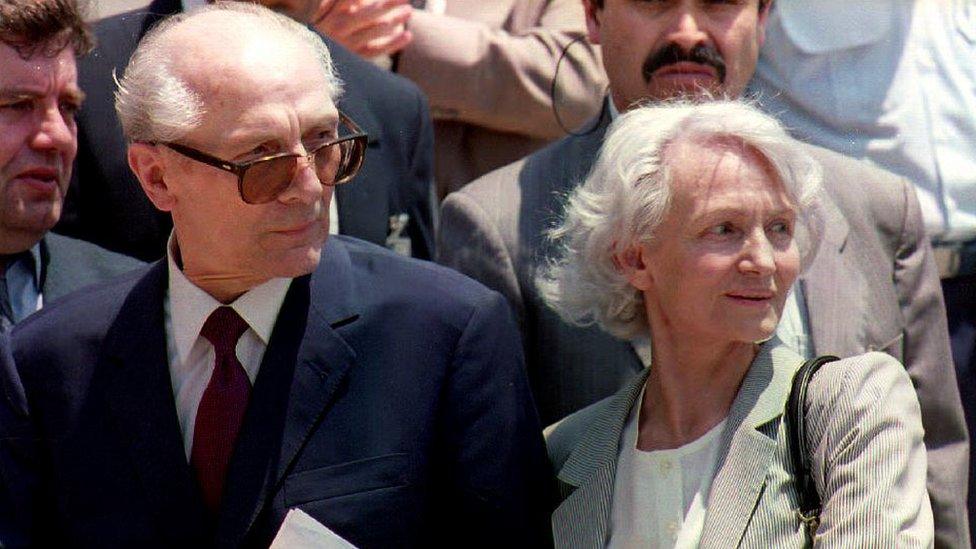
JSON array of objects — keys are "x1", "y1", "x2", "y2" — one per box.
[{"x1": 786, "y1": 355, "x2": 839, "y2": 538}]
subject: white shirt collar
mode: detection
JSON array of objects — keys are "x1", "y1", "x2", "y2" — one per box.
[
  {"x1": 166, "y1": 234, "x2": 292, "y2": 366},
  {"x1": 608, "y1": 94, "x2": 622, "y2": 120},
  {"x1": 180, "y1": 0, "x2": 208, "y2": 11}
]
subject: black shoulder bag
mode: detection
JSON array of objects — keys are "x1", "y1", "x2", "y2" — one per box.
[{"x1": 785, "y1": 355, "x2": 839, "y2": 539}]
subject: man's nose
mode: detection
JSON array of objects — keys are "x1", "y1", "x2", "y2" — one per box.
[
  {"x1": 665, "y1": 3, "x2": 709, "y2": 52},
  {"x1": 30, "y1": 104, "x2": 74, "y2": 154},
  {"x1": 278, "y1": 153, "x2": 325, "y2": 204}
]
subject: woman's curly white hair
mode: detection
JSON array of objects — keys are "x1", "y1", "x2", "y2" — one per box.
[{"x1": 538, "y1": 99, "x2": 826, "y2": 341}]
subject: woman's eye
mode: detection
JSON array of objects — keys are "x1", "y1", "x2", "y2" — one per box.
[
  {"x1": 707, "y1": 223, "x2": 734, "y2": 236},
  {"x1": 769, "y1": 221, "x2": 792, "y2": 235}
]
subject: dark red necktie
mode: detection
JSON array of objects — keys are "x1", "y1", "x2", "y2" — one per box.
[{"x1": 191, "y1": 306, "x2": 251, "y2": 513}]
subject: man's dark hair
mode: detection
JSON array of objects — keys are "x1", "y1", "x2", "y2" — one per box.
[{"x1": 0, "y1": 0, "x2": 93, "y2": 59}]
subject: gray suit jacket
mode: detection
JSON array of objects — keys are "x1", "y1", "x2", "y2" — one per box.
[
  {"x1": 42, "y1": 233, "x2": 145, "y2": 304},
  {"x1": 545, "y1": 342, "x2": 933, "y2": 548},
  {"x1": 437, "y1": 106, "x2": 969, "y2": 546}
]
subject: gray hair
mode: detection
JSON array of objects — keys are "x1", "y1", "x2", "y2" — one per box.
[
  {"x1": 539, "y1": 99, "x2": 826, "y2": 341},
  {"x1": 115, "y1": 1, "x2": 343, "y2": 143}
]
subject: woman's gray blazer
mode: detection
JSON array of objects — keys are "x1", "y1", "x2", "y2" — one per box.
[{"x1": 545, "y1": 339, "x2": 933, "y2": 548}]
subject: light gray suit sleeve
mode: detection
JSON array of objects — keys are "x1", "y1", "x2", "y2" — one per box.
[
  {"x1": 437, "y1": 189, "x2": 526, "y2": 327},
  {"x1": 808, "y1": 352, "x2": 934, "y2": 547},
  {"x1": 890, "y1": 177, "x2": 970, "y2": 548}
]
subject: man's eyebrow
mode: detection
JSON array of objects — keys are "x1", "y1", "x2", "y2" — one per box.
[
  {"x1": 64, "y1": 88, "x2": 86, "y2": 104},
  {"x1": 0, "y1": 87, "x2": 87, "y2": 104}
]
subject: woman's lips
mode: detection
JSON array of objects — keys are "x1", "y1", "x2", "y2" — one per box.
[{"x1": 725, "y1": 291, "x2": 775, "y2": 306}]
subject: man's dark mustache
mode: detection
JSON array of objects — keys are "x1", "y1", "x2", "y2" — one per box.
[{"x1": 641, "y1": 43, "x2": 727, "y2": 84}]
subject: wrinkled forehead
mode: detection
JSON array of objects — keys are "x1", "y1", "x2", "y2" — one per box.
[
  {"x1": 665, "y1": 137, "x2": 786, "y2": 198},
  {"x1": 0, "y1": 41, "x2": 80, "y2": 94}
]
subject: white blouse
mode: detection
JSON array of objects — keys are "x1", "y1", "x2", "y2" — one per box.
[{"x1": 608, "y1": 388, "x2": 727, "y2": 549}]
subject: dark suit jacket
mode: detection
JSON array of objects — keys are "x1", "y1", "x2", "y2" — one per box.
[
  {"x1": 0, "y1": 333, "x2": 30, "y2": 548},
  {"x1": 10, "y1": 236, "x2": 551, "y2": 547},
  {"x1": 437, "y1": 104, "x2": 970, "y2": 546},
  {"x1": 58, "y1": 0, "x2": 435, "y2": 262},
  {"x1": 41, "y1": 233, "x2": 145, "y2": 304}
]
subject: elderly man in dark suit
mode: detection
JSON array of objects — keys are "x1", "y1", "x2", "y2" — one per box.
[
  {"x1": 9, "y1": 4, "x2": 550, "y2": 547},
  {"x1": 0, "y1": 0, "x2": 143, "y2": 332},
  {"x1": 56, "y1": 0, "x2": 435, "y2": 262},
  {"x1": 437, "y1": 0, "x2": 969, "y2": 545}
]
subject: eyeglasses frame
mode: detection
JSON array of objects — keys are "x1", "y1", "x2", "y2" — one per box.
[{"x1": 148, "y1": 111, "x2": 368, "y2": 204}]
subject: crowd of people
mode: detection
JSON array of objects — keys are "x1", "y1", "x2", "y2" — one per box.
[{"x1": 0, "y1": 0, "x2": 972, "y2": 547}]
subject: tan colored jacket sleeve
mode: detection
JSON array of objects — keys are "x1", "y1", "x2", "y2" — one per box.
[
  {"x1": 397, "y1": 0, "x2": 606, "y2": 140},
  {"x1": 808, "y1": 353, "x2": 934, "y2": 547}
]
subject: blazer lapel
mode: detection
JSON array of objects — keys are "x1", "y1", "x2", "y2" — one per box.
[
  {"x1": 552, "y1": 370, "x2": 649, "y2": 547},
  {"x1": 98, "y1": 261, "x2": 211, "y2": 543},
  {"x1": 699, "y1": 341, "x2": 804, "y2": 548},
  {"x1": 216, "y1": 239, "x2": 361, "y2": 546},
  {"x1": 799, "y1": 194, "x2": 865, "y2": 356}
]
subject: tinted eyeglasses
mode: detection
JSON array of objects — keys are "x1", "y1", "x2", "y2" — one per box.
[{"x1": 152, "y1": 111, "x2": 367, "y2": 204}]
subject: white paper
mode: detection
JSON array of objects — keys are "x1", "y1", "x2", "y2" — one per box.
[{"x1": 269, "y1": 508, "x2": 358, "y2": 549}]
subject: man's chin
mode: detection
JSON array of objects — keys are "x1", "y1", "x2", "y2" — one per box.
[{"x1": 272, "y1": 244, "x2": 325, "y2": 279}]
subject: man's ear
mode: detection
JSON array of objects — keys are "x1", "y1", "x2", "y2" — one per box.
[
  {"x1": 613, "y1": 242, "x2": 653, "y2": 291},
  {"x1": 582, "y1": 0, "x2": 603, "y2": 45},
  {"x1": 127, "y1": 143, "x2": 176, "y2": 212}
]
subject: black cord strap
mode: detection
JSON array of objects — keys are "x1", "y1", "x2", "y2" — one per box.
[{"x1": 786, "y1": 355, "x2": 839, "y2": 539}]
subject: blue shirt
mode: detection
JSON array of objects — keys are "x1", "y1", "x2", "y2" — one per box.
[{"x1": 4, "y1": 244, "x2": 43, "y2": 323}]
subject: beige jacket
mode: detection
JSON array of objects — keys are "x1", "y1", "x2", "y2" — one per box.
[
  {"x1": 397, "y1": 0, "x2": 606, "y2": 198},
  {"x1": 546, "y1": 342, "x2": 934, "y2": 547}
]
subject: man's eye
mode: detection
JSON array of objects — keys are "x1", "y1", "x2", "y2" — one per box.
[
  {"x1": 307, "y1": 129, "x2": 337, "y2": 143},
  {"x1": 59, "y1": 101, "x2": 81, "y2": 117},
  {"x1": 247, "y1": 144, "x2": 275, "y2": 158},
  {"x1": 0, "y1": 99, "x2": 33, "y2": 112}
]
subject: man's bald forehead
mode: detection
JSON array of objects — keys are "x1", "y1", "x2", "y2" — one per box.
[{"x1": 158, "y1": 10, "x2": 316, "y2": 76}]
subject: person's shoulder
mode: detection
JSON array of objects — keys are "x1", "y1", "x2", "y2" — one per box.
[
  {"x1": 544, "y1": 396, "x2": 615, "y2": 472},
  {"x1": 331, "y1": 235, "x2": 502, "y2": 306},
  {"x1": 325, "y1": 37, "x2": 424, "y2": 106},
  {"x1": 45, "y1": 233, "x2": 146, "y2": 272},
  {"x1": 12, "y1": 262, "x2": 149, "y2": 365},
  {"x1": 88, "y1": 0, "x2": 176, "y2": 48},
  {"x1": 453, "y1": 130, "x2": 583, "y2": 210},
  {"x1": 800, "y1": 141, "x2": 911, "y2": 214},
  {"x1": 43, "y1": 234, "x2": 148, "y2": 303},
  {"x1": 806, "y1": 352, "x2": 916, "y2": 418}
]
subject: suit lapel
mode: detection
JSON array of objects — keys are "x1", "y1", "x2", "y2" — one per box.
[
  {"x1": 799, "y1": 193, "x2": 864, "y2": 356},
  {"x1": 216, "y1": 239, "x2": 361, "y2": 546},
  {"x1": 98, "y1": 261, "x2": 211, "y2": 543},
  {"x1": 699, "y1": 341, "x2": 804, "y2": 548},
  {"x1": 552, "y1": 370, "x2": 648, "y2": 547},
  {"x1": 532, "y1": 103, "x2": 610, "y2": 265}
]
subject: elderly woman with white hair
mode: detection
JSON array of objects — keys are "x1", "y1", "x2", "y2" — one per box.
[{"x1": 541, "y1": 100, "x2": 933, "y2": 548}]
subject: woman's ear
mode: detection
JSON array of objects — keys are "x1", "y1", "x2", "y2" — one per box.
[
  {"x1": 613, "y1": 242, "x2": 653, "y2": 291},
  {"x1": 127, "y1": 143, "x2": 177, "y2": 212}
]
